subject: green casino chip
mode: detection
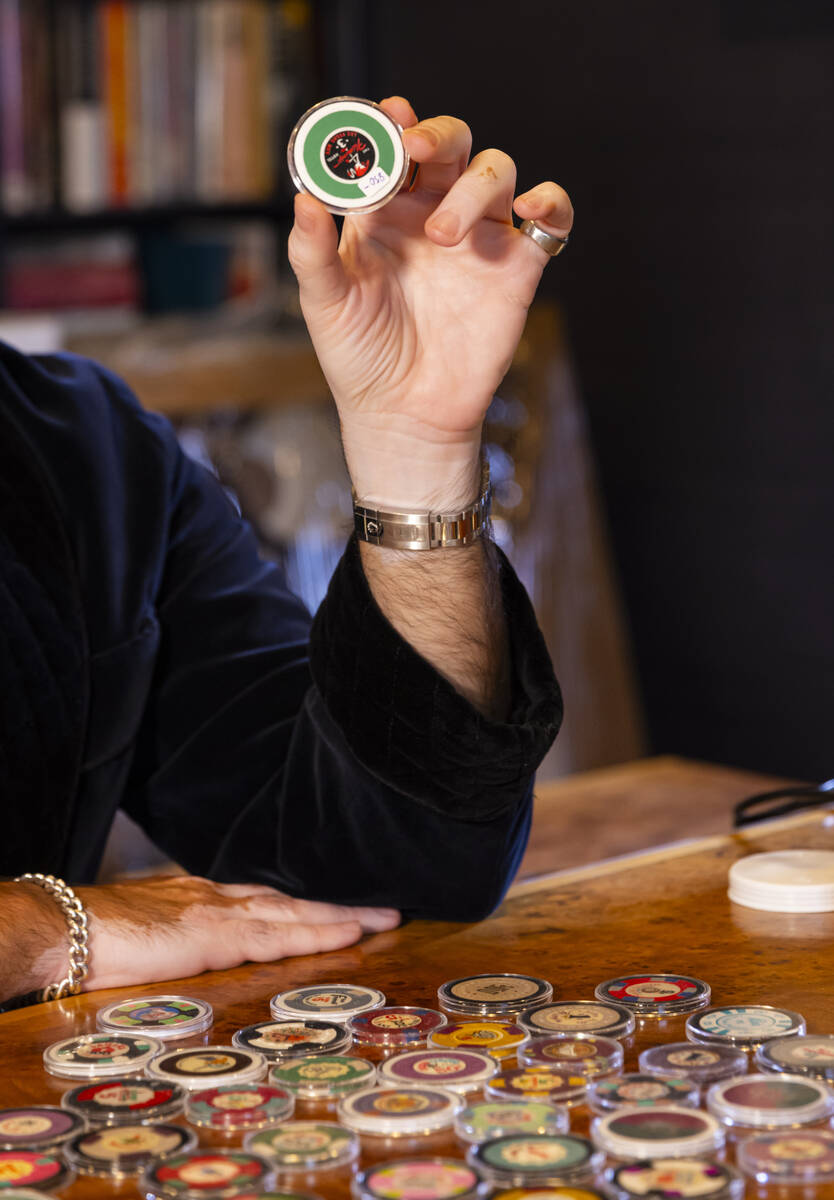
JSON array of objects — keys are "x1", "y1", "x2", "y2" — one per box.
[
  {"x1": 244, "y1": 1121, "x2": 358, "y2": 1170},
  {"x1": 469, "y1": 1134, "x2": 601, "y2": 1186},
  {"x1": 269, "y1": 1054, "x2": 375, "y2": 1099},
  {"x1": 288, "y1": 97, "x2": 409, "y2": 215}
]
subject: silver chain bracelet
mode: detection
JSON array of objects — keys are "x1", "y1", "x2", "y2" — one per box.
[{"x1": 15, "y1": 873, "x2": 90, "y2": 1001}]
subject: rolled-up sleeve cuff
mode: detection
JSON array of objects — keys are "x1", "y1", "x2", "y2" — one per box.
[{"x1": 309, "y1": 535, "x2": 562, "y2": 821}]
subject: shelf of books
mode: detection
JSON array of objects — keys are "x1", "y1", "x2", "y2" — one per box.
[{"x1": 0, "y1": 0, "x2": 346, "y2": 322}]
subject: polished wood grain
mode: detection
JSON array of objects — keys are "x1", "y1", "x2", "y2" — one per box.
[
  {"x1": 2, "y1": 761, "x2": 832, "y2": 1198},
  {"x1": 521, "y1": 755, "x2": 804, "y2": 879}
]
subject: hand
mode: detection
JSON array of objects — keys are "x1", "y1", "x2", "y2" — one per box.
[
  {"x1": 288, "y1": 96, "x2": 573, "y2": 510},
  {"x1": 75, "y1": 876, "x2": 400, "y2": 992}
]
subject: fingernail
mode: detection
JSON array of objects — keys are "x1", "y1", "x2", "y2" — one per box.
[{"x1": 429, "y1": 211, "x2": 459, "y2": 239}]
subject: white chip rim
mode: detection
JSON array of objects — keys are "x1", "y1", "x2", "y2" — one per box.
[
  {"x1": 638, "y1": 1041, "x2": 749, "y2": 1083},
  {"x1": 378, "y1": 1049, "x2": 498, "y2": 1095},
  {"x1": 454, "y1": 1100, "x2": 570, "y2": 1144},
  {"x1": 520, "y1": 1032, "x2": 624, "y2": 1075},
  {"x1": 428, "y1": 1021, "x2": 530, "y2": 1060},
  {"x1": 706, "y1": 1072, "x2": 834, "y2": 1128},
  {"x1": 233, "y1": 1019, "x2": 352, "y2": 1059},
  {"x1": 594, "y1": 975, "x2": 711, "y2": 1016},
  {"x1": 355, "y1": 1157, "x2": 484, "y2": 1200},
  {"x1": 484, "y1": 1067, "x2": 589, "y2": 1107},
  {"x1": 588, "y1": 1073, "x2": 700, "y2": 1114},
  {"x1": 520, "y1": 1000, "x2": 636, "y2": 1039},
  {"x1": 591, "y1": 1104, "x2": 725, "y2": 1160},
  {"x1": 270, "y1": 983, "x2": 386, "y2": 1024},
  {"x1": 243, "y1": 1119, "x2": 359, "y2": 1169},
  {"x1": 337, "y1": 1085, "x2": 461, "y2": 1136},
  {"x1": 348, "y1": 1006, "x2": 448, "y2": 1047},
  {"x1": 756, "y1": 1033, "x2": 834, "y2": 1078},
  {"x1": 63, "y1": 1122, "x2": 197, "y2": 1178},
  {"x1": 95, "y1": 994, "x2": 213, "y2": 1040},
  {"x1": 60, "y1": 1077, "x2": 186, "y2": 1125},
  {"x1": 184, "y1": 1083, "x2": 295, "y2": 1132},
  {"x1": 43, "y1": 1033, "x2": 164, "y2": 1079},
  {"x1": 287, "y1": 97, "x2": 409, "y2": 215},
  {"x1": 438, "y1": 975, "x2": 553, "y2": 1017},
  {"x1": 737, "y1": 1129, "x2": 834, "y2": 1183},
  {"x1": 146, "y1": 1045, "x2": 267, "y2": 1091},
  {"x1": 141, "y1": 1148, "x2": 275, "y2": 1197},
  {"x1": 0, "y1": 1105, "x2": 85, "y2": 1150},
  {"x1": 686, "y1": 1005, "x2": 806, "y2": 1047},
  {"x1": 268, "y1": 1055, "x2": 377, "y2": 1099},
  {"x1": 468, "y1": 1133, "x2": 603, "y2": 1186},
  {"x1": 607, "y1": 1157, "x2": 745, "y2": 1200}
]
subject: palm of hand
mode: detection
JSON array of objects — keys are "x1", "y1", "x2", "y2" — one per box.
[{"x1": 303, "y1": 191, "x2": 544, "y2": 440}]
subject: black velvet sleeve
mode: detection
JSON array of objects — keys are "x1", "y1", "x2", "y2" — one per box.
[
  {"x1": 310, "y1": 537, "x2": 562, "y2": 824},
  {"x1": 0, "y1": 341, "x2": 562, "y2": 918},
  {"x1": 122, "y1": 444, "x2": 562, "y2": 920}
]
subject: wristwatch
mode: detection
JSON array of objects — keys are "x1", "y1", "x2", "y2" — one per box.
[{"x1": 354, "y1": 460, "x2": 491, "y2": 551}]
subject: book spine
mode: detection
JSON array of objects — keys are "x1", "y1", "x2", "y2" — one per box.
[
  {"x1": 133, "y1": 2, "x2": 154, "y2": 203},
  {"x1": 220, "y1": 1, "x2": 249, "y2": 199},
  {"x1": 243, "y1": 0, "x2": 273, "y2": 198},
  {"x1": 100, "y1": 0, "x2": 130, "y2": 205},
  {"x1": 21, "y1": 0, "x2": 54, "y2": 210},
  {"x1": 58, "y1": 1, "x2": 106, "y2": 212},
  {"x1": 170, "y1": 2, "x2": 198, "y2": 199},
  {"x1": 0, "y1": 0, "x2": 28, "y2": 212}
]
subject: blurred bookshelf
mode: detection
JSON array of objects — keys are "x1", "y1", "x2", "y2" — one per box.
[{"x1": 0, "y1": 0, "x2": 366, "y2": 317}]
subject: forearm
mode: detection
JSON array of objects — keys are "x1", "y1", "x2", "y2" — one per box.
[
  {"x1": 358, "y1": 537, "x2": 510, "y2": 720},
  {"x1": 344, "y1": 417, "x2": 509, "y2": 720},
  {"x1": 0, "y1": 881, "x2": 66, "y2": 1006}
]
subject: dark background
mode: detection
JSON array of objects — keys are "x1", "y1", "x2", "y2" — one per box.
[{"x1": 366, "y1": 0, "x2": 834, "y2": 780}]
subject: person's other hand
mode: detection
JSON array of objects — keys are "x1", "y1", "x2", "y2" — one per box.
[
  {"x1": 288, "y1": 96, "x2": 573, "y2": 510},
  {"x1": 75, "y1": 876, "x2": 400, "y2": 991}
]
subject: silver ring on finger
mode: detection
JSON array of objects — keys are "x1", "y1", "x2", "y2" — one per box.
[{"x1": 519, "y1": 219, "x2": 569, "y2": 257}]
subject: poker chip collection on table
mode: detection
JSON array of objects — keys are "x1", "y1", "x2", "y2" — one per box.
[{"x1": 2, "y1": 974, "x2": 834, "y2": 1198}]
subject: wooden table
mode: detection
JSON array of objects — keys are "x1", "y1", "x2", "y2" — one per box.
[
  {"x1": 521, "y1": 756, "x2": 803, "y2": 880},
  {"x1": 2, "y1": 761, "x2": 832, "y2": 1198}
]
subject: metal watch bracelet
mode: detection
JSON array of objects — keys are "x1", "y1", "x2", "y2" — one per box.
[{"x1": 354, "y1": 461, "x2": 492, "y2": 551}]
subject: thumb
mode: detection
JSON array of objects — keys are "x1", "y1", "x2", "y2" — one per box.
[{"x1": 287, "y1": 192, "x2": 349, "y2": 307}]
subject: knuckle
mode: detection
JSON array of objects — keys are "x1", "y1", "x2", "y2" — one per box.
[
  {"x1": 176, "y1": 875, "x2": 216, "y2": 899},
  {"x1": 263, "y1": 897, "x2": 297, "y2": 922}
]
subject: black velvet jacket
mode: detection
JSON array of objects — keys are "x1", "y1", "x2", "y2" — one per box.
[{"x1": 0, "y1": 342, "x2": 562, "y2": 920}]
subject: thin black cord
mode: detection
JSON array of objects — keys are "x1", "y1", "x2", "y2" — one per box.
[{"x1": 733, "y1": 779, "x2": 834, "y2": 828}]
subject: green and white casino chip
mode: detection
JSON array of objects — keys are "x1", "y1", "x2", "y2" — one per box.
[{"x1": 287, "y1": 97, "x2": 410, "y2": 215}]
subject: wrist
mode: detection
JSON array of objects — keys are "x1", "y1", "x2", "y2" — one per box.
[
  {"x1": 341, "y1": 419, "x2": 482, "y2": 512},
  {"x1": 0, "y1": 882, "x2": 67, "y2": 1004}
]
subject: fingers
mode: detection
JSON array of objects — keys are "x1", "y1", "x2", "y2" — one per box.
[
  {"x1": 195, "y1": 881, "x2": 401, "y2": 935},
  {"x1": 379, "y1": 95, "x2": 418, "y2": 131},
  {"x1": 252, "y1": 895, "x2": 401, "y2": 933},
  {"x1": 425, "y1": 148, "x2": 516, "y2": 245},
  {"x1": 218, "y1": 918, "x2": 364, "y2": 969},
  {"x1": 402, "y1": 115, "x2": 473, "y2": 196},
  {"x1": 287, "y1": 192, "x2": 349, "y2": 308},
  {"x1": 513, "y1": 181, "x2": 574, "y2": 238}
]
